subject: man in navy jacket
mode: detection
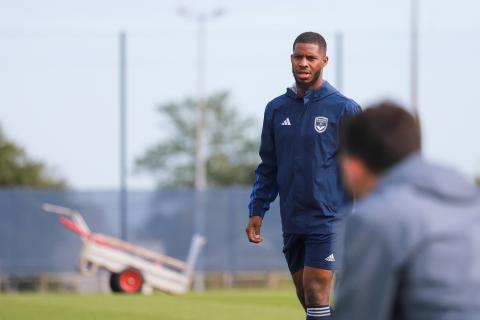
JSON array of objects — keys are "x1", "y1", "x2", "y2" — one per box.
[{"x1": 246, "y1": 32, "x2": 361, "y2": 319}]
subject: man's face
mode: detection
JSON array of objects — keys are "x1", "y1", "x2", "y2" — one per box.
[
  {"x1": 340, "y1": 154, "x2": 377, "y2": 198},
  {"x1": 291, "y1": 43, "x2": 328, "y2": 90}
]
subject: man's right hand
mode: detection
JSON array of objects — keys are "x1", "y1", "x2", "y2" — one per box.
[{"x1": 246, "y1": 216, "x2": 263, "y2": 244}]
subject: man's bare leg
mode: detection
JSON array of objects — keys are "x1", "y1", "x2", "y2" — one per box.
[
  {"x1": 303, "y1": 266, "x2": 334, "y2": 319},
  {"x1": 291, "y1": 268, "x2": 306, "y2": 309}
]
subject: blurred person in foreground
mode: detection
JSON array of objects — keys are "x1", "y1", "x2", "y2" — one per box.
[
  {"x1": 246, "y1": 31, "x2": 361, "y2": 319},
  {"x1": 334, "y1": 101, "x2": 480, "y2": 320}
]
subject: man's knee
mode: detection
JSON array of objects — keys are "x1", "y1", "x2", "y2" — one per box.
[
  {"x1": 303, "y1": 267, "x2": 333, "y2": 305},
  {"x1": 304, "y1": 281, "x2": 329, "y2": 303}
]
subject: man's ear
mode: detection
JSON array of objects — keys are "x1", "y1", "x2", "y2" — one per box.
[
  {"x1": 341, "y1": 155, "x2": 365, "y2": 187},
  {"x1": 322, "y1": 55, "x2": 329, "y2": 67},
  {"x1": 350, "y1": 157, "x2": 366, "y2": 181},
  {"x1": 342, "y1": 152, "x2": 383, "y2": 198}
]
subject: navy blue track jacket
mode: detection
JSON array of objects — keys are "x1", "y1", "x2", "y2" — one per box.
[{"x1": 248, "y1": 81, "x2": 361, "y2": 234}]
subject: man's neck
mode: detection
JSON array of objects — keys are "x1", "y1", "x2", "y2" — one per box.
[
  {"x1": 296, "y1": 78, "x2": 324, "y2": 97},
  {"x1": 356, "y1": 174, "x2": 380, "y2": 199}
]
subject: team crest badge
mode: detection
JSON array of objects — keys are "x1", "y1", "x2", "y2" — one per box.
[{"x1": 314, "y1": 116, "x2": 328, "y2": 133}]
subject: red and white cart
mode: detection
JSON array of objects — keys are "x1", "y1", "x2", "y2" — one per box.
[{"x1": 43, "y1": 203, "x2": 206, "y2": 295}]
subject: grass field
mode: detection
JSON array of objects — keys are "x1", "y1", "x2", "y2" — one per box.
[{"x1": 0, "y1": 289, "x2": 304, "y2": 320}]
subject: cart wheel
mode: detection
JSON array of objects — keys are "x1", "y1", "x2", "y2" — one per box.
[
  {"x1": 109, "y1": 272, "x2": 122, "y2": 292},
  {"x1": 110, "y1": 268, "x2": 144, "y2": 293}
]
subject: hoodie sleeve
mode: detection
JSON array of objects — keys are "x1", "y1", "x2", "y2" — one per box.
[
  {"x1": 337, "y1": 100, "x2": 362, "y2": 147},
  {"x1": 334, "y1": 213, "x2": 399, "y2": 320},
  {"x1": 344, "y1": 99, "x2": 362, "y2": 118},
  {"x1": 248, "y1": 102, "x2": 279, "y2": 218},
  {"x1": 339, "y1": 100, "x2": 362, "y2": 132}
]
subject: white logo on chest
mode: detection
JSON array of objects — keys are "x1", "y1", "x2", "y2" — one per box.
[
  {"x1": 281, "y1": 117, "x2": 291, "y2": 126},
  {"x1": 314, "y1": 116, "x2": 328, "y2": 133}
]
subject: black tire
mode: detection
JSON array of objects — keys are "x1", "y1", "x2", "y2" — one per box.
[
  {"x1": 110, "y1": 268, "x2": 143, "y2": 294},
  {"x1": 109, "y1": 272, "x2": 122, "y2": 293}
]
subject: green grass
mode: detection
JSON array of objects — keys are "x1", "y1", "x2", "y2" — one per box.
[{"x1": 0, "y1": 289, "x2": 304, "y2": 320}]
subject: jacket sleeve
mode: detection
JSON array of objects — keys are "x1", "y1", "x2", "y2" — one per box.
[
  {"x1": 334, "y1": 213, "x2": 399, "y2": 320},
  {"x1": 336, "y1": 100, "x2": 362, "y2": 157},
  {"x1": 248, "y1": 103, "x2": 279, "y2": 218},
  {"x1": 342, "y1": 100, "x2": 362, "y2": 121}
]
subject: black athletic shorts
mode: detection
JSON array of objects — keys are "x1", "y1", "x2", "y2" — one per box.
[{"x1": 282, "y1": 233, "x2": 336, "y2": 274}]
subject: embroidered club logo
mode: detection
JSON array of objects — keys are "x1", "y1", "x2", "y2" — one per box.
[{"x1": 314, "y1": 116, "x2": 328, "y2": 133}]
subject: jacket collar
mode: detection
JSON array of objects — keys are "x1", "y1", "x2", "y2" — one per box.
[
  {"x1": 375, "y1": 152, "x2": 423, "y2": 190},
  {"x1": 374, "y1": 152, "x2": 478, "y2": 202},
  {"x1": 286, "y1": 80, "x2": 338, "y2": 102}
]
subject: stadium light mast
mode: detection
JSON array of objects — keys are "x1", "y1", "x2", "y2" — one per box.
[
  {"x1": 177, "y1": 7, "x2": 225, "y2": 190},
  {"x1": 177, "y1": 6, "x2": 225, "y2": 291},
  {"x1": 335, "y1": 32, "x2": 344, "y2": 92},
  {"x1": 119, "y1": 30, "x2": 128, "y2": 241},
  {"x1": 410, "y1": 0, "x2": 420, "y2": 121}
]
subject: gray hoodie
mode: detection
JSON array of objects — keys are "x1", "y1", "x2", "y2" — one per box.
[{"x1": 334, "y1": 153, "x2": 480, "y2": 320}]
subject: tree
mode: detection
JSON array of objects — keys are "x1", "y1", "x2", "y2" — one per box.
[
  {"x1": 0, "y1": 125, "x2": 66, "y2": 188},
  {"x1": 136, "y1": 92, "x2": 260, "y2": 188}
]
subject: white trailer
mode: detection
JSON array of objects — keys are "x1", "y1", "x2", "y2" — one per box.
[{"x1": 42, "y1": 203, "x2": 206, "y2": 295}]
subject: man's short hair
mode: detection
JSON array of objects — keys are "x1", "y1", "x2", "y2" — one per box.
[
  {"x1": 340, "y1": 101, "x2": 421, "y2": 173},
  {"x1": 293, "y1": 32, "x2": 327, "y2": 52}
]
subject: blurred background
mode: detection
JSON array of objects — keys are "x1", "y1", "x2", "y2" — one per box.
[{"x1": 1, "y1": 0, "x2": 479, "y2": 297}]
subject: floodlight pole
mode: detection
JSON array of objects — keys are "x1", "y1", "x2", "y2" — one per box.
[
  {"x1": 178, "y1": 8, "x2": 224, "y2": 191},
  {"x1": 335, "y1": 32, "x2": 344, "y2": 92},
  {"x1": 193, "y1": 13, "x2": 207, "y2": 293},
  {"x1": 195, "y1": 14, "x2": 207, "y2": 191},
  {"x1": 119, "y1": 31, "x2": 128, "y2": 241},
  {"x1": 178, "y1": 7, "x2": 224, "y2": 292},
  {"x1": 410, "y1": 0, "x2": 420, "y2": 121}
]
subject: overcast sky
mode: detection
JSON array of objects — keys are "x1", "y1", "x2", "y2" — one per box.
[{"x1": 1, "y1": 0, "x2": 479, "y2": 189}]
